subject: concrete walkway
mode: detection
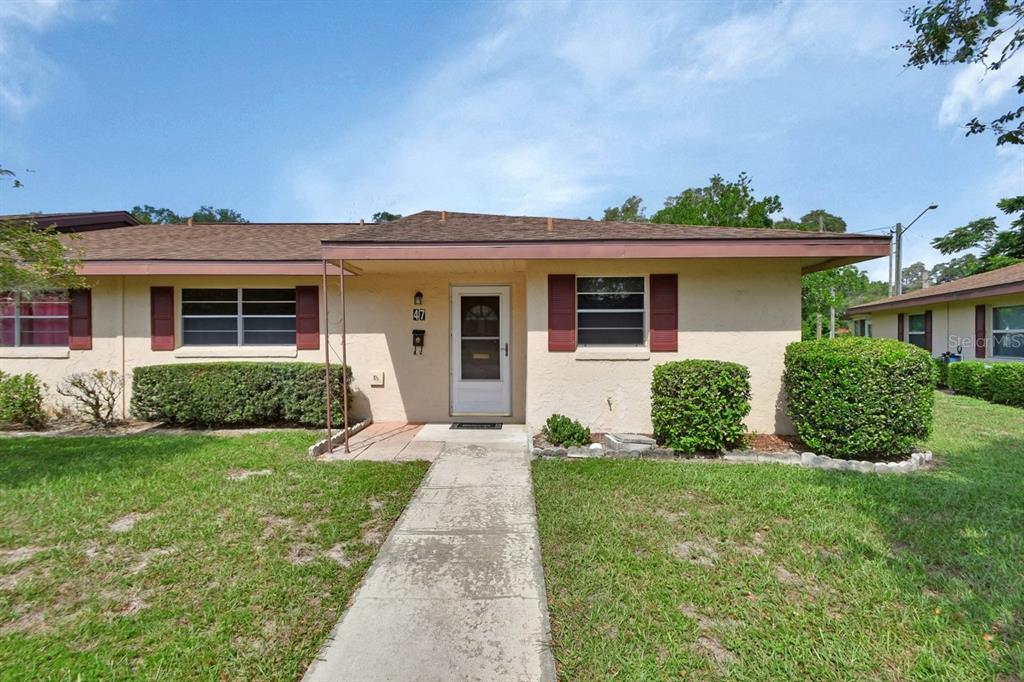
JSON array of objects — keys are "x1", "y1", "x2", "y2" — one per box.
[{"x1": 304, "y1": 427, "x2": 557, "y2": 682}]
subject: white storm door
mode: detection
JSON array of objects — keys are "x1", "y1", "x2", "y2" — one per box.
[{"x1": 450, "y1": 286, "x2": 511, "y2": 415}]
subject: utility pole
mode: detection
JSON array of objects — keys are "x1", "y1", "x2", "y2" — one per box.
[
  {"x1": 887, "y1": 227, "x2": 895, "y2": 297},
  {"x1": 829, "y1": 287, "x2": 836, "y2": 338},
  {"x1": 894, "y1": 222, "x2": 904, "y2": 296}
]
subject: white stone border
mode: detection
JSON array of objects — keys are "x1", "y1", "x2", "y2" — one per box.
[
  {"x1": 722, "y1": 449, "x2": 933, "y2": 474},
  {"x1": 308, "y1": 418, "x2": 372, "y2": 457}
]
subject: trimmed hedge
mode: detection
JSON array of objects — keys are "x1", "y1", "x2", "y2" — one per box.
[
  {"x1": 0, "y1": 371, "x2": 47, "y2": 430},
  {"x1": 651, "y1": 360, "x2": 751, "y2": 453},
  {"x1": 131, "y1": 362, "x2": 352, "y2": 427},
  {"x1": 948, "y1": 360, "x2": 1024, "y2": 408},
  {"x1": 947, "y1": 361, "x2": 991, "y2": 400},
  {"x1": 542, "y1": 414, "x2": 591, "y2": 447},
  {"x1": 933, "y1": 357, "x2": 949, "y2": 389},
  {"x1": 784, "y1": 337, "x2": 933, "y2": 460}
]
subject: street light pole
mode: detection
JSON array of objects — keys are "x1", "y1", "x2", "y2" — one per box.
[{"x1": 894, "y1": 203, "x2": 939, "y2": 296}]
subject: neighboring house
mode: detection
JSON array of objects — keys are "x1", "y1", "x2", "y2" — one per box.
[
  {"x1": 847, "y1": 262, "x2": 1024, "y2": 361},
  {"x1": 1, "y1": 210, "x2": 140, "y2": 232},
  {"x1": 1, "y1": 210, "x2": 888, "y2": 434}
]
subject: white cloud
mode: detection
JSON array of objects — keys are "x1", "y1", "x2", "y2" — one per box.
[
  {"x1": 0, "y1": 0, "x2": 112, "y2": 115},
  {"x1": 288, "y1": 1, "x2": 907, "y2": 221},
  {"x1": 938, "y1": 36, "x2": 1024, "y2": 127}
]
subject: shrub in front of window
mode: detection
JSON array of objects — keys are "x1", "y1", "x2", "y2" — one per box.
[
  {"x1": 784, "y1": 337, "x2": 933, "y2": 460},
  {"x1": 984, "y1": 363, "x2": 1024, "y2": 408},
  {"x1": 947, "y1": 361, "x2": 991, "y2": 400},
  {"x1": 542, "y1": 414, "x2": 591, "y2": 447},
  {"x1": 0, "y1": 371, "x2": 47, "y2": 430},
  {"x1": 932, "y1": 357, "x2": 948, "y2": 388},
  {"x1": 651, "y1": 360, "x2": 751, "y2": 453},
  {"x1": 57, "y1": 370, "x2": 123, "y2": 427},
  {"x1": 131, "y1": 362, "x2": 352, "y2": 427}
]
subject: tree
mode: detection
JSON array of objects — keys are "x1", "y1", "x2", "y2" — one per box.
[
  {"x1": 800, "y1": 266, "x2": 873, "y2": 339},
  {"x1": 901, "y1": 261, "x2": 929, "y2": 291},
  {"x1": 900, "y1": 0, "x2": 1024, "y2": 146},
  {"x1": 372, "y1": 211, "x2": 402, "y2": 223},
  {"x1": 131, "y1": 205, "x2": 247, "y2": 224},
  {"x1": 775, "y1": 209, "x2": 848, "y2": 233},
  {"x1": 1, "y1": 218, "x2": 83, "y2": 296},
  {"x1": 931, "y1": 196, "x2": 1024, "y2": 273},
  {"x1": 929, "y1": 253, "x2": 981, "y2": 284},
  {"x1": 603, "y1": 195, "x2": 647, "y2": 222},
  {"x1": 651, "y1": 172, "x2": 782, "y2": 228}
]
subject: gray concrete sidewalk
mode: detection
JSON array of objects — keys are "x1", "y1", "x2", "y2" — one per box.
[{"x1": 303, "y1": 436, "x2": 556, "y2": 682}]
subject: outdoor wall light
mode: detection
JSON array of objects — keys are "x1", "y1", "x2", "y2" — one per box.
[{"x1": 414, "y1": 291, "x2": 423, "y2": 305}]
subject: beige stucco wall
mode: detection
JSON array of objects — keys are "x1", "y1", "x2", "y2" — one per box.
[
  {"x1": 1, "y1": 270, "x2": 528, "y2": 423},
  {"x1": 855, "y1": 292, "x2": 1024, "y2": 361},
  {"x1": 524, "y1": 259, "x2": 803, "y2": 435}
]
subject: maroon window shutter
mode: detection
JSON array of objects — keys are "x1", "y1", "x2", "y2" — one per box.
[
  {"x1": 897, "y1": 313, "x2": 905, "y2": 342},
  {"x1": 548, "y1": 274, "x2": 576, "y2": 352},
  {"x1": 649, "y1": 274, "x2": 678, "y2": 352},
  {"x1": 924, "y1": 310, "x2": 933, "y2": 353},
  {"x1": 975, "y1": 304, "x2": 987, "y2": 359},
  {"x1": 150, "y1": 287, "x2": 175, "y2": 351},
  {"x1": 68, "y1": 289, "x2": 92, "y2": 350},
  {"x1": 295, "y1": 286, "x2": 320, "y2": 350}
]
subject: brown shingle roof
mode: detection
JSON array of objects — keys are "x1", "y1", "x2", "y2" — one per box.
[
  {"x1": 325, "y1": 211, "x2": 884, "y2": 243},
  {"x1": 848, "y1": 262, "x2": 1024, "y2": 313},
  {"x1": 64, "y1": 210, "x2": 886, "y2": 262},
  {"x1": 65, "y1": 222, "x2": 364, "y2": 261}
]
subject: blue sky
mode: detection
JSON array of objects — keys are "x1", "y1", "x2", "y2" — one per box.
[{"x1": 1, "y1": 0, "x2": 1021, "y2": 280}]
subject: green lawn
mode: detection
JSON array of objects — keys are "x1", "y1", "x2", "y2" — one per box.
[
  {"x1": 0, "y1": 431, "x2": 428, "y2": 681},
  {"x1": 533, "y1": 392, "x2": 1024, "y2": 680}
]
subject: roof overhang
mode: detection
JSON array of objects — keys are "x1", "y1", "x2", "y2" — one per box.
[
  {"x1": 78, "y1": 260, "x2": 347, "y2": 276},
  {"x1": 848, "y1": 280, "x2": 1024, "y2": 314},
  {"x1": 321, "y1": 238, "x2": 889, "y2": 274}
]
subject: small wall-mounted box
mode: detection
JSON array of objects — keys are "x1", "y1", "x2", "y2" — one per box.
[{"x1": 370, "y1": 371, "x2": 385, "y2": 387}]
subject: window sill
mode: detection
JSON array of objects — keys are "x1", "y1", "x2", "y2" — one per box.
[
  {"x1": 0, "y1": 347, "x2": 70, "y2": 359},
  {"x1": 575, "y1": 348, "x2": 651, "y2": 361},
  {"x1": 173, "y1": 346, "x2": 298, "y2": 359}
]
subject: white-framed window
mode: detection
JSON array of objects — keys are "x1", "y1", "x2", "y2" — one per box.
[
  {"x1": 181, "y1": 288, "x2": 296, "y2": 346},
  {"x1": 576, "y1": 276, "x2": 645, "y2": 347},
  {"x1": 907, "y1": 313, "x2": 927, "y2": 349},
  {"x1": 0, "y1": 291, "x2": 69, "y2": 347},
  {"x1": 993, "y1": 304, "x2": 1024, "y2": 359},
  {"x1": 853, "y1": 319, "x2": 872, "y2": 337}
]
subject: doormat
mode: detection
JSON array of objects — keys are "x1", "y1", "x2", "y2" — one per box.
[{"x1": 450, "y1": 423, "x2": 503, "y2": 430}]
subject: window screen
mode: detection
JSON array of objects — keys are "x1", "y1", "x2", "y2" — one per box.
[{"x1": 576, "y1": 277, "x2": 644, "y2": 346}]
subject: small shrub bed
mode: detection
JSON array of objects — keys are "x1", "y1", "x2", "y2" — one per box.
[
  {"x1": 131, "y1": 362, "x2": 352, "y2": 427},
  {"x1": 651, "y1": 360, "x2": 751, "y2": 453},
  {"x1": 948, "y1": 360, "x2": 1024, "y2": 408},
  {"x1": 0, "y1": 371, "x2": 47, "y2": 430},
  {"x1": 784, "y1": 337, "x2": 933, "y2": 460},
  {"x1": 542, "y1": 414, "x2": 591, "y2": 447}
]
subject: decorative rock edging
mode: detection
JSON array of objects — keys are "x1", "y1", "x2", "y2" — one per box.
[
  {"x1": 532, "y1": 440, "x2": 934, "y2": 474},
  {"x1": 308, "y1": 418, "x2": 372, "y2": 457},
  {"x1": 722, "y1": 449, "x2": 933, "y2": 474}
]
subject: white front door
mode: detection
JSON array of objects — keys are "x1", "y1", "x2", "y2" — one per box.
[{"x1": 450, "y1": 285, "x2": 511, "y2": 416}]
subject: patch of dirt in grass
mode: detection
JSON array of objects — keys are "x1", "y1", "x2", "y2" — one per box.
[
  {"x1": 775, "y1": 565, "x2": 803, "y2": 587},
  {"x1": 1, "y1": 563, "x2": 49, "y2": 590},
  {"x1": 262, "y1": 515, "x2": 295, "y2": 538},
  {"x1": 679, "y1": 604, "x2": 741, "y2": 631},
  {"x1": 656, "y1": 508, "x2": 686, "y2": 523},
  {"x1": 128, "y1": 547, "x2": 177, "y2": 575},
  {"x1": 226, "y1": 468, "x2": 273, "y2": 481},
  {"x1": 368, "y1": 497, "x2": 385, "y2": 512},
  {"x1": 696, "y1": 635, "x2": 739, "y2": 668},
  {"x1": 673, "y1": 540, "x2": 719, "y2": 567},
  {"x1": 0, "y1": 546, "x2": 48, "y2": 564},
  {"x1": 109, "y1": 512, "x2": 151, "y2": 533},
  {"x1": 0, "y1": 608, "x2": 51, "y2": 635},
  {"x1": 107, "y1": 588, "x2": 150, "y2": 617},
  {"x1": 324, "y1": 544, "x2": 351, "y2": 567},
  {"x1": 286, "y1": 544, "x2": 318, "y2": 566}
]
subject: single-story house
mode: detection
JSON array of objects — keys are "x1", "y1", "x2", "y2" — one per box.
[
  {"x1": 847, "y1": 262, "x2": 1024, "y2": 361},
  {"x1": 2, "y1": 210, "x2": 889, "y2": 434}
]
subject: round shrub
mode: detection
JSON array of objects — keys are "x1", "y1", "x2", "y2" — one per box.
[
  {"x1": 0, "y1": 371, "x2": 47, "y2": 430},
  {"x1": 651, "y1": 360, "x2": 751, "y2": 453},
  {"x1": 783, "y1": 337, "x2": 933, "y2": 460},
  {"x1": 542, "y1": 414, "x2": 591, "y2": 447},
  {"x1": 131, "y1": 362, "x2": 352, "y2": 427},
  {"x1": 983, "y1": 363, "x2": 1024, "y2": 408},
  {"x1": 947, "y1": 361, "x2": 990, "y2": 400}
]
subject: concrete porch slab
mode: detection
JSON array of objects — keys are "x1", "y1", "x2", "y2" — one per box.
[{"x1": 414, "y1": 422, "x2": 530, "y2": 447}]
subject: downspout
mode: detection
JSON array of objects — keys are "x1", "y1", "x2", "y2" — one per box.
[
  {"x1": 339, "y1": 262, "x2": 350, "y2": 453},
  {"x1": 322, "y1": 260, "x2": 333, "y2": 454}
]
